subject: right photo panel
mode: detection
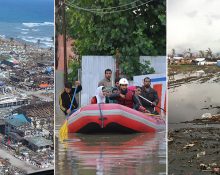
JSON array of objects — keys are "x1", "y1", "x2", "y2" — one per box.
[{"x1": 168, "y1": 0, "x2": 220, "y2": 174}]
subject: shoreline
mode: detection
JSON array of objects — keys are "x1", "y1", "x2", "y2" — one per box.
[{"x1": 0, "y1": 35, "x2": 53, "y2": 50}]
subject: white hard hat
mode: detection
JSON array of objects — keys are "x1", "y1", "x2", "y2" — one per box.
[{"x1": 119, "y1": 78, "x2": 129, "y2": 85}]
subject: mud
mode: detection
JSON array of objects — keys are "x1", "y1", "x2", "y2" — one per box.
[
  {"x1": 169, "y1": 125, "x2": 220, "y2": 175},
  {"x1": 168, "y1": 65, "x2": 220, "y2": 88}
]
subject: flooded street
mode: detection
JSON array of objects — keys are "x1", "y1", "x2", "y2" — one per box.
[
  {"x1": 55, "y1": 116, "x2": 166, "y2": 175},
  {"x1": 169, "y1": 81, "x2": 220, "y2": 125}
]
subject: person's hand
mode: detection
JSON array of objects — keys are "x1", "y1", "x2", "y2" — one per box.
[
  {"x1": 120, "y1": 94, "x2": 125, "y2": 99},
  {"x1": 66, "y1": 108, "x2": 71, "y2": 114},
  {"x1": 75, "y1": 81, "x2": 80, "y2": 86}
]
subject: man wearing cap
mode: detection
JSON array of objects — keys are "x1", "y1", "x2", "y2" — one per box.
[
  {"x1": 109, "y1": 78, "x2": 136, "y2": 108},
  {"x1": 59, "y1": 81, "x2": 82, "y2": 115},
  {"x1": 140, "y1": 77, "x2": 159, "y2": 113}
]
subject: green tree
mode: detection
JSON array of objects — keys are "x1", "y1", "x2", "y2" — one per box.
[
  {"x1": 65, "y1": 0, "x2": 165, "y2": 79},
  {"x1": 68, "y1": 59, "x2": 81, "y2": 81}
]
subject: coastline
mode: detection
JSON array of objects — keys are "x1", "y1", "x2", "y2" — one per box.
[{"x1": 0, "y1": 35, "x2": 53, "y2": 50}]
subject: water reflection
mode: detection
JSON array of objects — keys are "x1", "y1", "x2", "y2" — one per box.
[
  {"x1": 169, "y1": 82, "x2": 220, "y2": 124},
  {"x1": 56, "y1": 133, "x2": 166, "y2": 175}
]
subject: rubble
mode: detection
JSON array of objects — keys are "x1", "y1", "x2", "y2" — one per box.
[
  {"x1": 0, "y1": 38, "x2": 54, "y2": 173},
  {"x1": 0, "y1": 157, "x2": 26, "y2": 175}
]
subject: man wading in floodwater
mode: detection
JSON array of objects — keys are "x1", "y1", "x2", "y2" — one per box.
[{"x1": 59, "y1": 81, "x2": 82, "y2": 115}]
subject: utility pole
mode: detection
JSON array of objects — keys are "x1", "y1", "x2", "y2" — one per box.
[
  {"x1": 61, "y1": 0, "x2": 67, "y2": 84},
  {"x1": 115, "y1": 48, "x2": 120, "y2": 79}
]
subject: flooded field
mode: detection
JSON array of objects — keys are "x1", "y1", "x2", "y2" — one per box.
[{"x1": 55, "y1": 116, "x2": 166, "y2": 175}]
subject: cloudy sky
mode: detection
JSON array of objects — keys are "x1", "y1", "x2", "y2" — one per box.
[{"x1": 168, "y1": 0, "x2": 220, "y2": 53}]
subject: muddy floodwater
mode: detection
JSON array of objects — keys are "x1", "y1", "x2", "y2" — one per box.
[
  {"x1": 55, "y1": 117, "x2": 166, "y2": 175},
  {"x1": 169, "y1": 80, "x2": 220, "y2": 126},
  {"x1": 168, "y1": 70, "x2": 220, "y2": 175}
]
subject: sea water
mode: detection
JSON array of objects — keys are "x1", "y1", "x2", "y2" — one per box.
[{"x1": 0, "y1": 0, "x2": 54, "y2": 48}]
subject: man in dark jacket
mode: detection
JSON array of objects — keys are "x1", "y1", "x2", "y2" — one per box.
[
  {"x1": 59, "y1": 81, "x2": 82, "y2": 115},
  {"x1": 140, "y1": 77, "x2": 159, "y2": 113}
]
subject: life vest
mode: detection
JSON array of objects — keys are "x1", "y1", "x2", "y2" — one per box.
[
  {"x1": 91, "y1": 96, "x2": 97, "y2": 104},
  {"x1": 117, "y1": 90, "x2": 134, "y2": 108}
]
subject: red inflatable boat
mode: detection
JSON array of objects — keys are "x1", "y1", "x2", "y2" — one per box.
[{"x1": 67, "y1": 104, "x2": 165, "y2": 133}]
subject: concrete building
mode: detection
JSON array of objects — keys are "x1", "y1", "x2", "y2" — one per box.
[
  {"x1": 0, "y1": 96, "x2": 29, "y2": 108},
  {"x1": 24, "y1": 136, "x2": 53, "y2": 151}
]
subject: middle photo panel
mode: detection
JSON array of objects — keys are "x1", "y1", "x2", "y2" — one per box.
[{"x1": 55, "y1": 0, "x2": 167, "y2": 175}]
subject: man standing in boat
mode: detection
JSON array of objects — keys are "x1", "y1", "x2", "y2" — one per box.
[
  {"x1": 59, "y1": 81, "x2": 82, "y2": 115},
  {"x1": 140, "y1": 77, "x2": 159, "y2": 114},
  {"x1": 98, "y1": 69, "x2": 113, "y2": 94}
]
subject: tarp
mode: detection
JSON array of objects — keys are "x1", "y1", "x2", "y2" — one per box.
[
  {"x1": 6, "y1": 114, "x2": 30, "y2": 127},
  {"x1": 45, "y1": 67, "x2": 53, "y2": 73},
  {"x1": 39, "y1": 83, "x2": 49, "y2": 88}
]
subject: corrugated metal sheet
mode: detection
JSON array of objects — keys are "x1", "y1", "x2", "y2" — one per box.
[
  {"x1": 81, "y1": 56, "x2": 115, "y2": 106},
  {"x1": 140, "y1": 56, "x2": 166, "y2": 74}
]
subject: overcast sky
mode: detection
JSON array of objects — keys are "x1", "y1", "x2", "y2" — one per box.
[{"x1": 167, "y1": 0, "x2": 220, "y2": 53}]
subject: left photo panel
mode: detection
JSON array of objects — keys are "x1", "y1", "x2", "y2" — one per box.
[{"x1": 0, "y1": 0, "x2": 54, "y2": 174}]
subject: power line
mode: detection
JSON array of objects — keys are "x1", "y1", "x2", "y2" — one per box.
[
  {"x1": 65, "y1": 0, "x2": 154, "y2": 14},
  {"x1": 66, "y1": 0, "x2": 141, "y2": 11}
]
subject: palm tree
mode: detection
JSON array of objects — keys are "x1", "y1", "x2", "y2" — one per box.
[
  {"x1": 37, "y1": 39, "x2": 41, "y2": 48},
  {"x1": 24, "y1": 43, "x2": 27, "y2": 51},
  {"x1": 171, "y1": 49, "x2": 175, "y2": 58},
  {"x1": 10, "y1": 37, "x2": 14, "y2": 47},
  {"x1": 206, "y1": 48, "x2": 213, "y2": 60},
  {"x1": 188, "y1": 48, "x2": 192, "y2": 58},
  {"x1": 199, "y1": 50, "x2": 205, "y2": 57},
  {"x1": 51, "y1": 36, "x2": 54, "y2": 45},
  {"x1": 10, "y1": 37, "x2": 14, "y2": 43}
]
